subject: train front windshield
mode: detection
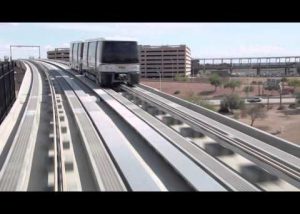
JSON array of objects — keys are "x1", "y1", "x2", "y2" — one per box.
[{"x1": 102, "y1": 41, "x2": 139, "y2": 64}]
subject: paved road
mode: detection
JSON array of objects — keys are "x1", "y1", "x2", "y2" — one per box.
[{"x1": 208, "y1": 97, "x2": 296, "y2": 105}]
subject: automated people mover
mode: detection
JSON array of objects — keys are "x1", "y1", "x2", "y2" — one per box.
[{"x1": 70, "y1": 38, "x2": 140, "y2": 87}]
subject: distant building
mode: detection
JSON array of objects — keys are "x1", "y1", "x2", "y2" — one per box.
[
  {"x1": 138, "y1": 45, "x2": 191, "y2": 78},
  {"x1": 47, "y1": 48, "x2": 69, "y2": 61}
]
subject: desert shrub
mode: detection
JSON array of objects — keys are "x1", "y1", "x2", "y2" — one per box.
[
  {"x1": 174, "y1": 90, "x2": 180, "y2": 95},
  {"x1": 218, "y1": 106, "x2": 231, "y2": 114},
  {"x1": 247, "y1": 103, "x2": 267, "y2": 126},
  {"x1": 220, "y1": 94, "x2": 245, "y2": 113},
  {"x1": 243, "y1": 85, "x2": 254, "y2": 93},
  {"x1": 209, "y1": 73, "x2": 222, "y2": 91},
  {"x1": 224, "y1": 80, "x2": 241, "y2": 92},
  {"x1": 288, "y1": 103, "x2": 296, "y2": 109},
  {"x1": 277, "y1": 105, "x2": 286, "y2": 110}
]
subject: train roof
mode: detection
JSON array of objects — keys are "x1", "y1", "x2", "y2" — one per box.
[
  {"x1": 71, "y1": 37, "x2": 137, "y2": 43},
  {"x1": 70, "y1": 40, "x2": 84, "y2": 44}
]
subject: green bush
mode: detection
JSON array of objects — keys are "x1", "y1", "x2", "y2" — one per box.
[
  {"x1": 209, "y1": 73, "x2": 222, "y2": 91},
  {"x1": 243, "y1": 85, "x2": 254, "y2": 93},
  {"x1": 224, "y1": 80, "x2": 241, "y2": 92},
  {"x1": 247, "y1": 103, "x2": 267, "y2": 126},
  {"x1": 289, "y1": 103, "x2": 296, "y2": 109},
  {"x1": 220, "y1": 94, "x2": 245, "y2": 113},
  {"x1": 186, "y1": 95, "x2": 216, "y2": 111},
  {"x1": 288, "y1": 79, "x2": 300, "y2": 89}
]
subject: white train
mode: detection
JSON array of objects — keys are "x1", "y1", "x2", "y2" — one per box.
[{"x1": 70, "y1": 38, "x2": 140, "y2": 87}]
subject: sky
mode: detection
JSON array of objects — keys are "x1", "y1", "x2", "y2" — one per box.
[{"x1": 1, "y1": 23, "x2": 300, "y2": 60}]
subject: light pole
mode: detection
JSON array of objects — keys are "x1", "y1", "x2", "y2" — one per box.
[
  {"x1": 279, "y1": 82, "x2": 282, "y2": 109},
  {"x1": 171, "y1": 59, "x2": 174, "y2": 80},
  {"x1": 155, "y1": 68, "x2": 161, "y2": 91}
]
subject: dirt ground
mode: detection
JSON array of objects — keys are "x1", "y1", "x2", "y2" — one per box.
[
  {"x1": 238, "y1": 105, "x2": 300, "y2": 145},
  {"x1": 142, "y1": 80, "x2": 300, "y2": 145},
  {"x1": 141, "y1": 79, "x2": 295, "y2": 100}
]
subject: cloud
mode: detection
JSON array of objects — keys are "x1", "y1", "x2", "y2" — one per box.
[
  {"x1": 0, "y1": 42, "x2": 44, "y2": 59},
  {"x1": 0, "y1": 23, "x2": 20, "y2": 28},
  {"x1": 193, "y1": 44, "x2": 299, "y2": 58},
  {"x1": 34, "y1": 23, "x2": 209, "y2": 40},
  {"x1": 37, "y1": 23, "x2": 205, "y2": 31},
  {"x1": 0, "y1": 43, "x2": 10, "y2": 58},
  {"x1": 237, "y1": 45, "x2": 286, "y2": 56},
  {"x1": 61, "y1": 43, "x2": 70, "y2": 48},
  {"x1": 10, "y1": 23, "x2": 20, "y2": 26},
  {"x1": 44, "y1": 44, "x2": 54, "y2": 50}
]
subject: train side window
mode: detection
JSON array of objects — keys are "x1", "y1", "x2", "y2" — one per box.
[
  {"x1": 76, "y1": 43, "x2": 80, "y2": 63},
  {"x1": 96, "y1": 41, "x2": 102, "y2": 66},
  {"x1": 88, "y1": 41, "x2": 97, "y2": 67},
  {"x1": 79, "y1": 43, "x2": 83, "y2": 60},
  {"x1": 83, "y1": 42, "x2": 89, "y2": 66},
  {"x1": 70, "y1": 44, "x2": 73, "y2": 61},
  {"x1": 94, "y1": 41, "x2": 98, "y2": 67},
  {"x1": 73, "y1": 43, "x2": 77, "y2": 63}
]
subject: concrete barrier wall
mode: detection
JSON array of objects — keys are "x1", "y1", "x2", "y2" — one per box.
[
  {"x1": 0, "y1": 61, "x2": 16, "y2": 124},
  {"x1": 139, "y1": 84, "x2": 300, "y2": 157}
]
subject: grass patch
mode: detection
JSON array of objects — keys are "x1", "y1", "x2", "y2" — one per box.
[{"x1": 185, "y1": 94, "x2": 216, "y2": 111}]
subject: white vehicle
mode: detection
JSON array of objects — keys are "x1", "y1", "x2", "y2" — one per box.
[
  {"x1": 247, "y1": 96, "x2": 262, "y2": 103},
  {"x1": 70, "y1": 38, "x2": 140, "y2": 87}
]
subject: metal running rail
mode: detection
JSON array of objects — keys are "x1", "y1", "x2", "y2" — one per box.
[
  {"x1": 42, "y1": 62, "x2": 59, "y2": 191},
  {"x1": 121, "y1": 85, "x2": 300, "y2": 188},
  {"x1": 104, "y1": 88, "x2": 261, "y2": 191},
  {"x1": 40, "y1": 61, "x2": 167, "y2": 191},
  {"x1": 44, "y1": 60, "x2": 262, "y2": 191},
  {"x1": 0, "y1": 61, "x2": 41, "y2": 191},
  {"x1": 40, "y1": 62, "x2": 127, "y2": 191},
  {"x1": 43, "y1": 60, "x2": 229, "y2": 191},
  {"x1": 138, "y1": 84, "x2": 300, "y2": 157},
  {"x1": 36, "y1": 61, "x2": 83, "y2": 191},
  {"x1": 42, "y1": 59, "x2": 297, "y2": 191}
]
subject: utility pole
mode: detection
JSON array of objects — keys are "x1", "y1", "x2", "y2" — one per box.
[
  {"x1": 279, "y1": 82, "x2": 282, "y2": 109},
  {"x1": 172, "y1": 59, "x2": 174, "y2": 80},
  {"x1": 10, "y1": 46, "x2": 12, "y2": 61}
]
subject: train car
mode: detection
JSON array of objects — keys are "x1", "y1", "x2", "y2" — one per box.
[
  {"x1": 70, "y1": 40, "x2": 84, "y2": 72},
  {"x1": 69, "y1": 38, "x2": 140, "y2": 87}
]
